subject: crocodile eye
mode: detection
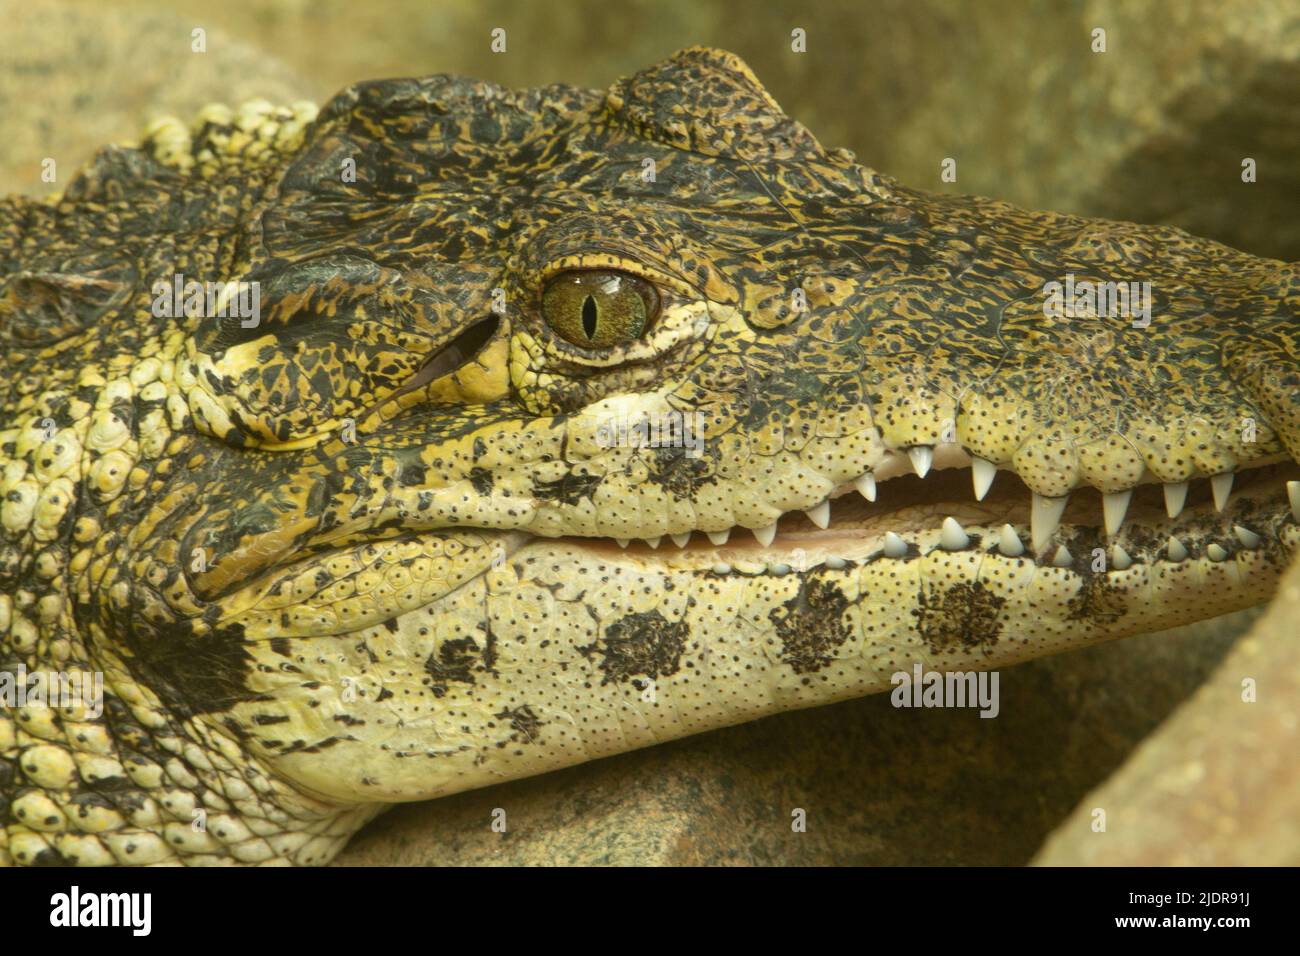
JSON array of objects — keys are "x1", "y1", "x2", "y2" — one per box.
[{"x1": 541, "y1": 270, "x2": 659, "y2": 348}]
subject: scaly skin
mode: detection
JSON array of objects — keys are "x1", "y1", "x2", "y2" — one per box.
[{"x1": 1, "y1": 48, "x2": 1298, "y2": 865}]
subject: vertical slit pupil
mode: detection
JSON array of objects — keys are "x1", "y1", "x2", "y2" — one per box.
[{"x1": 582, "y1": 295, "x2": 598, "y2": 339}]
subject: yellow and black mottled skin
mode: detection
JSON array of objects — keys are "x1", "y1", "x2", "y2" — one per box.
[{"x1": 2, "y1": 48, "x2": 1299, "y2": 865}]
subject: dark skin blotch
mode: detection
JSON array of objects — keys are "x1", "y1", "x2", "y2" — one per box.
[
  {"x1": 770, "y1": 576, "x2": 852, "y2": 674},
  {"x1": 468, "y1": 466, "x2": 493, "y2": 495},
  {"x1": 1066, "y1": 573, "x2": 1129, "y2": 626},
  {"x1": 577, "y1": 609, "x2": 688, "y2": 686},
  {"x1": 533, "y1": 471, "x2": 602, "y2": 505},
  {"x1": 912, "y1": 581, "x2": 1006, "y2": 655},
  {"x1": 643, "y1": 444, "x2": 719, "y2": 500},
  {"x1": 424, "y1": 636, "x2": 481, "y2": 697},
  {"x1": 121, "y1": 621, "x2": 264, "y2": 718},
  {"x1": 494, "y1": 704, "x2": 543, "y2": 745}
]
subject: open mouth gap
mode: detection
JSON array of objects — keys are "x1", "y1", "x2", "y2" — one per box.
[{"x1": 583, "y1": 460, "x2": 1300, "y2": 557}]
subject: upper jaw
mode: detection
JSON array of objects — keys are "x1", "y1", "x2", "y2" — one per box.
[{"x1": 175, "y1": 401, "x2": 1299, "y2": 605}]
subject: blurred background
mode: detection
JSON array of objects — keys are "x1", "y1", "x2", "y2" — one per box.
[
  {"x1": 3, "y1": 0, "x2": 1296, "y2": 864},
  {"x1": 5, "y1": 0, "x2": 1300, "y2": 258}
]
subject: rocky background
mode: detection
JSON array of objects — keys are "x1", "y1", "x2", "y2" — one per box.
[{"x1": 2, "y1": 0, "x2": 1296, "y2": 865}]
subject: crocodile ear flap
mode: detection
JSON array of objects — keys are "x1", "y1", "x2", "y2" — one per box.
[
  {"x1": 0, "y1": 258, "x2": 135, "y2": 346},
  {"x1": 605, "y1": 46, "x2": 825, "y2": 162}
]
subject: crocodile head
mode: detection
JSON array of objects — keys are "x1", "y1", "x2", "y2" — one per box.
[{"x1": 3, "y1": 47, "x2": 1298, "y2": 865}]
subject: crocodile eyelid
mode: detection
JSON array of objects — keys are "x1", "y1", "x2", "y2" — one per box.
[{"x1": 537, "y1": 252, "x2": 700, "y2": 300}]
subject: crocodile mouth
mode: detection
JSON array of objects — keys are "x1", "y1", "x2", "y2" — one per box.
[
  {"x1": 567, "y1": 457, "x2": 1300, "y2": 575},
  {"x1": 207, "y1": 451, "x2": 1300, "y2": 620}
]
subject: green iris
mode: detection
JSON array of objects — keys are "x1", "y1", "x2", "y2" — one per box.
[{"x1": 541, "y1": 270, "x2": 658, "y2": 349}]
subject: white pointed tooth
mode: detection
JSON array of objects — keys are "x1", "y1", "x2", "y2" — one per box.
[
  {"x1": 671, "y1": 532, "x2": 691, "y2": 548},
  {"x1": 1110, "y1": 544, "x2": 1133, "y2": 570},
  {"x1": 1051, "y1": 545, "x2": 1073, "y2": 568},
  {"x1": 997, "y1": 524, "x2": 1025, "y2": 557},
  {"x1": 1207, "y1": 543, "x2": 1229, "y2": 562},
  {"x1": 908, "y1": 446, "x2": 933, "y2": 478},
  {"x1": 1163, "y1": 481, "x2": 1189, "y2": 519},
  {"x1": 752, "y1": 523, "x2": 778, "y2": 547},
  {"x1": 644, "y1": 537, "x2": 662, "y2": 549},
  {"x1": 1031, "y1": 492, "x2": 1069, "y2": 553},
  {"x1": 805, "y1": 500, "x2": 831, "y2": 530},
  {"x1": 1233, "y1": 525, "x2": 1261, "y2": 549},
  {"x1": 883, "y1": 532, "x2": 908, "y2": 558},
  {"x1": 940, "y1": 516, "x2": 969, "y2": 550},
  {"x1": 615, "y1": 538, "x2": 630, "y2": 549},
  {"x1": 712, "y1": 562, "x2": 732, "y2": 575},
  {"x1": 855, "y1": 473, "x2": 877, "y2": 502},
  {"x1": 1166, "y1": 536, "x2": 1188, "y2": 562},
  {"x1": 707, "y1": 529, "x2": 730, "y2": 546},
  {"x1": 1211, "y1": 472, "x2": 1234, "y2": 512},
  {"x1": 971, "y1": 457, "x2": 997, "y2": 501},
  {"x1": 1102, "y1": 489, "x2": 1132, "y2": 536},
  {"x1": 769, "y1": 563, "x2": 791, "y2": 576},
  {"x1": 1288, "y1": 480, "x2": 1300, "y2": 522},
  {"x1": 825, "y1": 556, "x2": 847, "y2": 570}
]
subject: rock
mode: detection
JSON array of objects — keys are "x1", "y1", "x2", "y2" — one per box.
[
  {"x1": 0, "y1": 0, "x2": 312, "y2": 195},
  {"x1": 1036, "y1": 562, "x2": 1300, "y2": 866}
]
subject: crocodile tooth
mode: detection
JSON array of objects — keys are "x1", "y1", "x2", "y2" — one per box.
[
  {"x1": 908, "y1": 446, "x2": 933, "y2": 478},
  {"x1": 707, "y1": 529, "x2": 730, "y2": 546},
  {"x1": 769, "y1": 562, "x2": 791, "y2": 576},
  {"x1": 883, "y1": 532, "x2": 908, "y2": 558},
  {"x1": 855, "y1": 473, "x2": 877, "y2": 502},
  {"x1": 1210, "y1": 472, "x2": 1233, "y2": 512},
  {"x1": 1163, "y1": 481, "x2": 1189, "y2": 519},
  {"x1": 712, "y1": 562, "x2": 732, "y2": 575},
  {"x1": 1233, "y1": 525, "x2": 1261, "y2": 549},
  {"x1": 825, "y1": 556, "x2": 847, "y2": 570},
  {"x1": 645, "y1": 537, "x2": 662, "y2": 549},
  {"x1": 939, "y1": 517, "x2": 969, "y2": 550},
  {"x1": 1102, "y1": 489, "x2": 1132, "y2": 536},
  {"x1": 805, "y1": 500, "x2": 830, "y2": 529},
  {"x1": 752, "y1": 523, "x2": 778, "y2": 547},
  {"x1": 997, "y1": 524, "x2": 1025, "y2": 557},
  {"x1": 1206, "y1": 543, "x2": 1229, "y2": 562},
  {"x1": 615, "y1": 538, "x2": 630, "y2": 549},
  {"x1": 671, "y1": 532, "x2": 691, "y2": 548},
  {"x1": 1288, "y1": 480, "x2": 1300, "y2": 522},
  {"x1": 1166, "y1": 536, "x2": 1188, "y2": 562},
  {"x1": 1110, "y1": 544, "x2": 1133, "y2": 570},
  {"x1": 1031, "y1": 492, "x2": 1068, "y2": 552},
  {"x1": 971, "y1": 457, "x2": 997, "y2": 501},
  {"x1": 1051, "y1": 544, "x2": 1073, "y2": 568}
]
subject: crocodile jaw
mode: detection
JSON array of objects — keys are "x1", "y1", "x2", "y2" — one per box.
[{"x1": 226, "y1": 460, "x2": 1299, "y2": 804}]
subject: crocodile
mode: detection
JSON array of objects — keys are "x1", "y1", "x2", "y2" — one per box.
[{"x1": 1, "y1": 47, "x2": 1298, "y2": 866}]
